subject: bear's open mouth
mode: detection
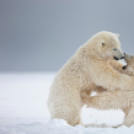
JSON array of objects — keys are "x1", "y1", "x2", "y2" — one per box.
[{"x1": 113, "y1": 56, "x2": 119, "y2": 60}]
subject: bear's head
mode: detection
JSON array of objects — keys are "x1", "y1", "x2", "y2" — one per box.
[
  {"x1": 87, "y1": 31, "x2": 124, "y2": 60},
  {"x1": 122, "y1": 53, "x2": 134, "y2": 70}
]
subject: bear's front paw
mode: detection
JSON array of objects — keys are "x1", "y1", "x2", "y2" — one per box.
[{"x1": 84, "y1": 97, "x2": 94, "y2": 108}]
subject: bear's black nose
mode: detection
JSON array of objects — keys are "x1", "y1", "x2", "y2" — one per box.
[
  {"x1": 124, "y1": 53, "x2": 126, "y2": 55},
  {"x1": 121, "y1": 56, "x2": 124, "y2": 59},
  {"x1": 122, "y1": 65, "x2": 127, "y2": 70}
]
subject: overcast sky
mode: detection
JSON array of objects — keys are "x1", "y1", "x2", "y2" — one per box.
[{"x1": 0, "y1": 0, "x2": 134, "y2": 72}]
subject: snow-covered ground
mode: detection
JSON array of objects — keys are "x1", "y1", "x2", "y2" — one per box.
[{"x1": 0, "y1": 72, "x2": 134, "y2": 134}]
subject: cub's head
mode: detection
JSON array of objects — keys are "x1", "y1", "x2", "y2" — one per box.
[
  {"x1": 122, "y1": 53, "x2": 134, "y2": 70},
  {"x1": 88, "y1": 31, "x2": 124, "y2": 60}
]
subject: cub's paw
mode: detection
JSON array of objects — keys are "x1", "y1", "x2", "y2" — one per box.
[{"x1": 83, "y1": 97, "x2": 94, "y2": 108}]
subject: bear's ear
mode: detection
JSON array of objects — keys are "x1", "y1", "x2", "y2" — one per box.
[
  {"x1": 102, "y1": 43, "x2": 105, "y2": 46},
  {"x1": 115, "y1": 33, "x2": 119, "y2": 38},
  {"x1": 101, "y1": 39, "x2": 105, "y2": 47}
]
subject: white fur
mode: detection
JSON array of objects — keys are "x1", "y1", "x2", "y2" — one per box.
[
  {"x1": 85, "y1": 54, "x2": 134, "y2": 127},
  {"x1": 47, "y1": 31, "x2": 134, "y2": 126}
]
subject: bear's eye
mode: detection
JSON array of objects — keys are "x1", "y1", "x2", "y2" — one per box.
[
  {"x1": 102, "y1": 43, "x2": 105, "y2": 46},
  {"x1": 113, "y1": 48, "x2": 117, "y2": 51}
]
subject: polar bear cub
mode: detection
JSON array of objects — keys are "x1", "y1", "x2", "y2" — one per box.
[{"x1": 84, "y1": 53, "x2": 134, "y2": 127}]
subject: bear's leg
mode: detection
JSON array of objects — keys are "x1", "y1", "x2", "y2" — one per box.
[
  {"x1": 85, "y1": 91, "x2": 133, "y2": 110},
  {"x1": 75, "y1": 116, "x2": 81, "y2": 125},
  {"x1": 50, "y1": 106, "x2": 80, "y2": 126},
  {"x1": 122, "y1": 108, "x2": 131, "y2": 117},
  {"x1": 84, "y1": 92, "x2": 118, "y2": 110},
  {"x1": 122, "y1": 107, "x2": 134, "y2": 127}
]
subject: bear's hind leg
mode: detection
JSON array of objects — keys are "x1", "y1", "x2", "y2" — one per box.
[
  {"x1": 122, "y1": 107, "x2": 134, "y2": 127},
  {"x1": 51, "y1": 106, "x2": 80, "y2": 126}
]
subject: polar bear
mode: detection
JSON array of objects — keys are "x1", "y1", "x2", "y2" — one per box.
[
  {"x1": 84, "y1": 53, "x2": 134, "y2": 127},
  {"x1": 47, "y1": 31, "x2": 134, "y2": 126},
  {"x1": 80, "y1": 59, "x2": 126, "y2": 99}
]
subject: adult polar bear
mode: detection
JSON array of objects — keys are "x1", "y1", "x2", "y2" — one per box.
[{"x1": 47, "y1": 31, "x2": 134, "y2": 126}]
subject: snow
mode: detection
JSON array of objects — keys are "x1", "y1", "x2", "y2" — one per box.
[{"x1": 0, "y1": 72, "x2": 134, "y2": 134}]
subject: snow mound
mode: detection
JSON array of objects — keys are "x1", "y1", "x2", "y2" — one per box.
[{"x1": 1, "y1": 119, "x2": 134, "y2": 134}]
